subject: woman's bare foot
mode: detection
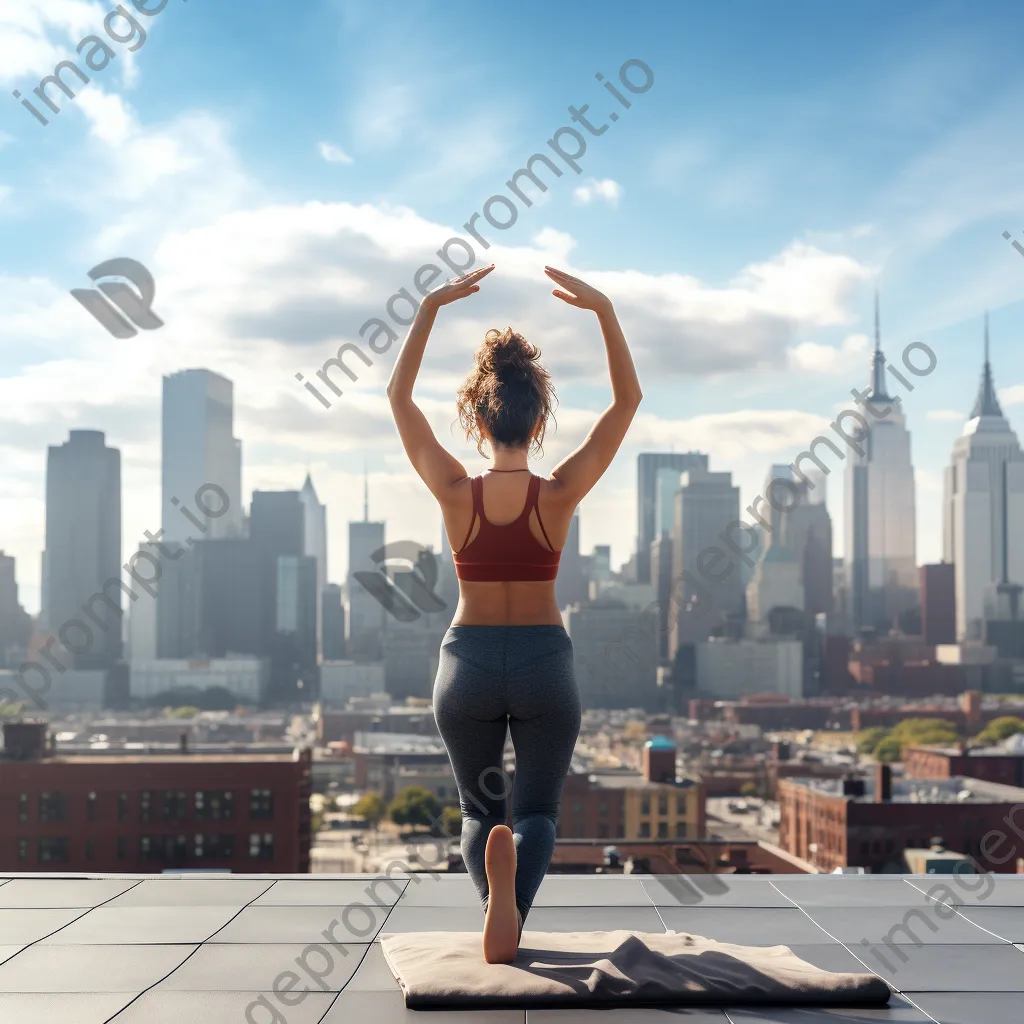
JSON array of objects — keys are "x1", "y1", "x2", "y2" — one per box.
[{"x1": 483, "y1": 825, "x2": 519, "y2": 964}]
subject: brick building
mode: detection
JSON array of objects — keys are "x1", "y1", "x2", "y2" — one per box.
[
  {"x1": 0, "y1": 722, "x2": 311, "y2": 874},
  {"x1": 904, "y1": 744, "x2": 1024, "y2": 788},
  {"x1": 778, "y1": 764, "x2": 1024, "y2": 874}
]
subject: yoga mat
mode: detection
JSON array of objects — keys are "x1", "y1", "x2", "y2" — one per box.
[{"x1": 379, "y1": 929, "x2": 891, "y2": 1010}]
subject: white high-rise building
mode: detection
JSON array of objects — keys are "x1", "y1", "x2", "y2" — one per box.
[
  {"x1": 346, "y1": 470, "x2": 386, "y2": 661},
  {"x1": 943, "y1": 316, "x2": 1024, "y2": 640},
  {"x1": 161, "y1": 369, "x2": 243, "y2": 544},
  {"x1": 299, "y1": 473, "x2": 328, "y2": 662},
  {"x1": 844, "y1": 296, "x2": 917, "y2": 632}
]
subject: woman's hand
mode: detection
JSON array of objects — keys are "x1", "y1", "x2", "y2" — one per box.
[
  {"x1": 423, "y1": 264, "x2": 495, "y2": 309},
  {"x1": 544, "y1": 266, "x2": 612, "y2": 314}
]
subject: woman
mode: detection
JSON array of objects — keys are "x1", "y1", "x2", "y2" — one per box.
[{"x1": 386, "y1": 264, "x2": 642, "y2": 963}]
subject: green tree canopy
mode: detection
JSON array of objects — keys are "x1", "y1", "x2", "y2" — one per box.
[
  {"x1": 873, "y1": 735, "x2": 903, "y2": 763},
  {"x1": 974, "y1": 716, "x2": 1024, "y2": 745},
  {"x1": 856, "y1": 727, "x2": 890, "y2": 754},
  {"x1": 388, "y1": 786, "x2": 442, "y2": 829},
  {"x1": 441, "y1": 806, "x2": 462, "y2": 837},
  {"x1": 353, "y1": 791, "x2": 386, "y2": 826}
]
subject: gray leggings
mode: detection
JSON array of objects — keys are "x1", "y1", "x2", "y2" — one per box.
[{"x1": 433, "y1": 625, "x2": 582, "y2": 926}]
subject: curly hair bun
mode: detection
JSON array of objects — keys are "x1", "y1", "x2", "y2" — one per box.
[{"x1": 456, "y1": 328, "x2": 556, "y2": 456}]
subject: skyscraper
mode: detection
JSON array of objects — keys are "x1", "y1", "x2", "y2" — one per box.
[
  {"x1": 299, "y1": 473, "x2": 328, "y2": 662},
  {"x1": 844, "y1": 295, "x2": 918, "y2": 633},
  {"x1": 347, "y1": 472, "x2": 386, "y2": 661},
  {"x1": 636, "y1": 452, "x2": 709, "y2": 583},
  {"x1": 942, "y1": 316, "x2": 1024, "y2": 640},
  {"x1": 43, "y1": 430, "x2": 122, "y2": 667},
  {"x1": 161, "y1": 369, "x2": 243, "y2": 543},
  {"x1": 0, "y1": 551, "x2": 31, "y2": 668},
  {"x1": 670, "y1": 468, "x2": 743, "y2": 652},
  {"x1": 155, "y1": 370, "x2": 244, "y2": 657}
]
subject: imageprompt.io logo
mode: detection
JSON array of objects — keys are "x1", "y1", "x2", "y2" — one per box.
[
  {"x1": 70, "y1": 258, "x2": 164, "y2": 338},
  {"x1": 355, "y1": 541, "x2": 447, "y2": 621}
]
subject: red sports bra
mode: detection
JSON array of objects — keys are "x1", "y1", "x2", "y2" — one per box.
[{"x1": 453, "y1": 473, "x2": 561, "y2": 582}]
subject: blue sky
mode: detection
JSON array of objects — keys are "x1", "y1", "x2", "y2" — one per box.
[{"x1": 3, "y1": 0, "x2": 1024, "y2": 613}]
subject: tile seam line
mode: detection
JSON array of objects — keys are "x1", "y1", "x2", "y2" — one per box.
[
  {"x1": 638, "y1": 875, "x2": 670, "y2": 932},
  {"x1": 100, "y1": 877, "x2": 277, "y2": 1024},
  {"x1": 903, "y1": 875, "x2": 1015, "y2": 943},
  {"x1": 765, "y1": 878, "x2": 942, "y2": 1024},
  {"x1": 1, "y1": 875, "x2": 146, "y2": 961}
]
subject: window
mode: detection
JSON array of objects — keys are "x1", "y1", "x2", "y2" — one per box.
[
  {"x1": 639, "y1": 821, "x2": 650, "y2": 838},
  {"x1": 140, "y1": 835, "x2": 187, "y2": 864},
  {"x1": 598, "y1": 824, "x2": 608, "y2": 838},
  {"x1": 18, "y1": 793, "x2": 27, "y2": 824},
  {"x1": 676, "y1": 795, "x2": 687, "y2": 814},
  {"x1": 196, "y1": 790, "x2": 234, "y2": 821},
  {"x1": 17, "y1": 839, "x2": 27, "y2": 862},
  {"x1": 86, "y1": 791, "x2": 98, "y2": 822},
  {"x1": 658, "y1": 821, "x2": 668, "y2": 839},
  {"x1": 140, "y1": 790, "x2": 152, "y2": 823},
  {"x1": 162, "y1": 791, "x2": 188, "y2": 823},
  {"x1": 117, "y1": 837, "x2": 127, "y2": 861},
  {"x1": 658, "y1": 793, "x2": 668, "y2": 816},
  {"x1": 86, "y1": 838, "x2": 95, "y2": 861},
  {"x1": 39, "y1": 792, "x2": 67, "y2": 823},
  {"x1": 38, "y1": 838, "x2": 69, "y2": 864},
  {"x1": 249, "y1": 832, "x2": 274, "y2": 860},
  {"x1": 640, "y1": 795, "x2": 651, "y2": 816},
  {"x1": 675, "y1": 821, "x2": 687, "y2": 838},
  {"x1": 194, "y1": 834, "x2": 235, "y2": 860},
  {"x1": 571, "y1": 800, "x2": 583, "y2": 816},
  {"x1": 118, "y1": 792, "x2": 129, "y2": 822},
  {"x1": 599, "y1": 800, "x2": 608, "y2": 818},
  {"x1": 250, "y1": 789, "x2": 273, "y2": 820}
]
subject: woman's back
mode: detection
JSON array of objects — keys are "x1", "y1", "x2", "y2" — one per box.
[{"x1": 443, "y1": 470, "x2": 571, "y2": 626}]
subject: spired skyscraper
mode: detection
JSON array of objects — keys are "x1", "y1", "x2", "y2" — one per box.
[
  {"x1": 299, "y1": 473, "x2": 328, "y2": 662},
  {"x1": 844, "y1": 295, "x2": 918, "y2": 633},
  {"x1": 943, "y1": 315, "x2": 1024, "y2": 640}
]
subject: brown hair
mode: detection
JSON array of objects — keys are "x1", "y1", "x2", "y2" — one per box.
[{"x1": 456, "y1": 327, "x2": 556, "y2": 456}]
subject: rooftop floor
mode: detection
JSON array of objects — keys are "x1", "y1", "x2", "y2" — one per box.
[{"x1": 0, "y1": 870, "x2": 1019, "y2": 1022}]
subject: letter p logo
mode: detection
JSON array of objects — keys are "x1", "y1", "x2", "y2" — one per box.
[{"x1": 71, "y1": 257, "x2": 164, "y2": 338}]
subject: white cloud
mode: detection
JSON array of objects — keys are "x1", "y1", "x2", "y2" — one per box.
[
  {"x1": 999, "y1": 385, "x2": 1024, "y2": 408},
  {"x1": 573, "y1": 178, "x2": 621, "y2": 206},
  {"x1": 787, "y1": 332, "x2": 869, "y2": 374},
  {"x1": 926, "y1": 408, "x2": 965, "y2": 421},
  {"x1": 318, "y1": 141, "x2": 353, "y2": 165}
]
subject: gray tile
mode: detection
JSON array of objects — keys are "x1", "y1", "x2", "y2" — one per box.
[
  {"x1": 658, "y1": 908, "x2": 831, "y2": 945},
  {"x1": 211, "y1": 904, "x2": 388, "y2": 943},
  {"x1": 105, "y1": 878, "x2": 273, "y2": 907},
  {"x1": 724, "y1": 994, "x2": 931, "y2": 1022},
  {"x1": 393, "y1": 875, "x2": 482, "y2": 907},
  {"x1": 0, "y1": 943, "x2": 197, "y2": 992},
  {"x1": 107, "y1": 990, "x2": 336, "y2": 1023},
  {"x1": 774, "y1": 878, "x2": 950, "y2": 909},
  {"x1": 646, "y1": 876, "x2": 794, "y2": 908},
  {"x1": 531, "y1": 876, "x2": 652, "y2": 906},
  {"x1": 522, "y1": 906, "x2": 667, "y2": 932},
  {"x1": 801, "y1": 906, "x2": 1007, "y2": 945},
  {"x1": 0, "y1": 943, "x2": 24, "y2": 966},
  {"x1": 377, "y1": 904, "x2": 486, "y2": 933},
  {"x1": 955, "y1": 876, "x2": 1024, "y2": 906},
  {"x1": 344, "y1": 943, "x2": 402, "y2": 991},
  {"x1": 157, "y1": 941, "x2": 368, "y2": 991},
  {"x1": 910, "y1": 991, "x2": 1024, "y2": 1023},
  {"x1": 38, "y1": 905, "x2": 240, "y2": 944},
  {"x1": 953, "y1": 906, "x2": 1024, "y2": 940},
  {"x1": 781, "y1": 944, "x2": 885, "y2": 975},
  {"x1": 0, "y1": 878, "x2": 138, "y2": 908},
  {"x1": 254, "y1": 878, "x2": 406, "y2": 906},
  {"x1": 0, "y1": 908, "x2": 87, "y2": 944},
  {"x1": 857, "y1": 943, "x2": 1024, "y2": 992},
  {"x1": 528, "y1": 1010, "x2": 727, "y2": 1022},
  {"x1": 0, "y1": 993, "x2": 136, "y2": 1024},
  {"x1": 322, "y1": 989, "x2": 525, "y2": 1022}
]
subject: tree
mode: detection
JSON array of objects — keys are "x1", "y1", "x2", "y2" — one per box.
[
  {"x1": 388, "y1": 786, "x2": 442, "y2": 830},
  {"x1": 441, "y1": 806, "x2": 462, "y2": 837},
  {"x1": 353, "y1": 791, "x2": 386, "y2": 828},
  {"x1": 873, "y1": 736, "x2": 903, "y2": 763},
  {"x1": 856, "y1": 727, "x2": 890, "y2": 754},
  {"x1": 974, "y1": 716, "x2": 1024, "y2": 745}
]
